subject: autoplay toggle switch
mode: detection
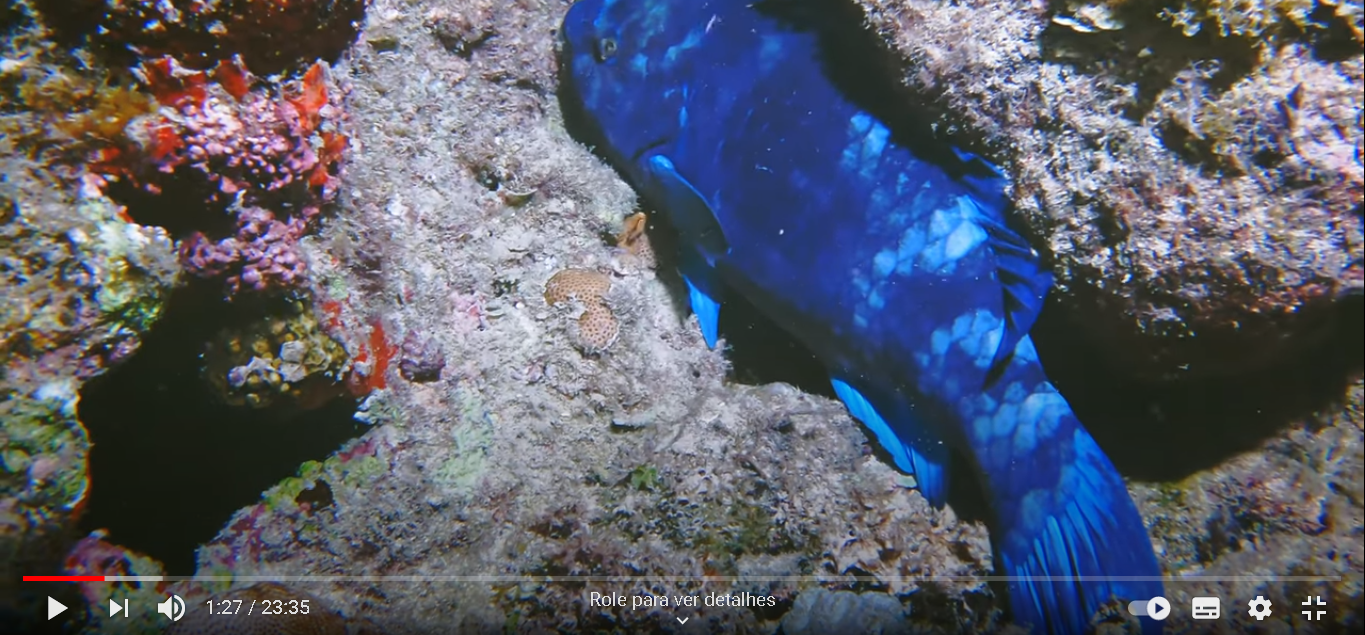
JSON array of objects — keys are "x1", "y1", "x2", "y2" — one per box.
[{"x1": 1127, "y1": 596, "x2": 1172, "y2": 620}]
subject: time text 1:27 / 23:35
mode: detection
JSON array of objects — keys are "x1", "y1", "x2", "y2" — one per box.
[{"x1": 205, "y1": 598, "x2": 310, "y2": 615}]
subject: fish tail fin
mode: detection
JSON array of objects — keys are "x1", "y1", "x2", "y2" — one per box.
[{"x1": 972, "y1": 352, "x2": 1163, "y2": 635}]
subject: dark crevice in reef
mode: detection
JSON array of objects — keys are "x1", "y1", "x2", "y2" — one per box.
[
  {"x1": 77, "y1": 281, "x2": 363, "y2": 576},
  {"x1": 1, "y1": 0, "x2": 32, "y2": 36},
  {"x1": 1041, "y1": 1, "x2": 1363, "y2": 120},
  {"x1": 1035, "y1": 293, "x2": 1364, "y2": 482},
  {"x1": 718, "y1": 293, "x2": 832, "y2": 396},
  {"x1": 1299, "y1": 2, "x2": 1365, "y2": 62}
]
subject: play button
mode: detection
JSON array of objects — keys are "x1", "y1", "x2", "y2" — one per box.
[
  {"x1": 1146, "y1": 596, "x2": 1171, "y2": 620},
  {"x1": 48, "y1": 597, "x2": 68, "y2": 620}
]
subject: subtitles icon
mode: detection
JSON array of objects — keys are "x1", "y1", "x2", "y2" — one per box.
[{"x1": 1191, "y1": 597, "x2": 1220, "y2": 619}]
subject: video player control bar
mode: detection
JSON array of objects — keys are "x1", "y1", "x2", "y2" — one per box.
[{"x1": 23, "y1": 574, "x2": 1345, "y2": 583}]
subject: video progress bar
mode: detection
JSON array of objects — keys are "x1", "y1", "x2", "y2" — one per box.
[{"x1": 23, "y1": 575, "x2": 1344, "y2": 583}]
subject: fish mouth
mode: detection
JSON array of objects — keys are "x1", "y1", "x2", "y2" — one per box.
[
  {"x1": 554, "y1": 24, "x2": 569, "y2": 58},
  {"x1": 629, "y1": 137, "x2": 670, "y2": 164},
  {"x1": 554, "y1": 29, "x2": 572, "y2": 72}
]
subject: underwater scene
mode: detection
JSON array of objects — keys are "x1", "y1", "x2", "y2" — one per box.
[{"x1": 1, "y1": 1, "x2": 1361, "y2": 634}]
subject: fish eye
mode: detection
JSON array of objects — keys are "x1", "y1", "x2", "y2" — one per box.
[{"x1": 595, "y1": 37, "x2": 618, "y2": 62}]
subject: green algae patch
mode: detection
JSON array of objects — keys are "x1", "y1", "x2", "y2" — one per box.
[
  {"x1": 431, "y1": 387, "x2": 495, "y2": 495},
  {"x1": 0, "y1": 388, "x2": 90, "y2": 519}
]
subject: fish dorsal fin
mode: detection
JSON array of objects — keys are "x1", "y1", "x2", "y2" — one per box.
[
  {"x1": 978, "y1": 214, "x2": 1051, "y2": 379},
  {"x1": 949, "y1": 150, "x2": 1052, "y2": 380},
  {"x1": 644, "y1": 154, "x2": 729, "y2": 265}
]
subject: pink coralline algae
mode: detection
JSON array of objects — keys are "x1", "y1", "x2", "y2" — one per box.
[
  {"x1": 180, "y1": 207, "x2": 311, "y2": 293},
  {"x1": 93, "y1": 58, "x2": 346, "y2": 296},
  {"x1": 398, "y1": 330, "x2": 446, "y2": 383},
  {"x1": 63, "y1": 530, "x2": 167, "y2": 624}
]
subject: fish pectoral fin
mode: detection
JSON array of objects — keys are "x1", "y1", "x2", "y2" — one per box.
[
  {"x1": 644, "y1": 154, "x2": 729, "y2": 264},
  {"x1": 977, "y1": 215, "x2": 1052, "y2": 380},
  {"x1": 829, "y1": 376, "x2": 949, "y2": 507},
  {"x1": 680, "y1": 252, "x2": 722, "y2": 349}
]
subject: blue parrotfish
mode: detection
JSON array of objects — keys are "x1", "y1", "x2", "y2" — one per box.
[{"x1": 558, "y1": 1, "x2": 1164, "y2": 632}]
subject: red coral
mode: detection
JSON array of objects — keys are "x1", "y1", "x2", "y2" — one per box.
[
  {"x1": 212, "y1": 56, "x2": 255, "y2": 102},
  {"x1": 120, "y1": 57, "x2": 343, "y2": 208},
  {"x1": 287, "y1": 62, "x2": 330, "y2": 134},
  {"x1": 139, "y1": 57, "x2": 208, "y2": 108},
  {"x1": 346, "y1": 320, "x2": 397, "y2": 396}
]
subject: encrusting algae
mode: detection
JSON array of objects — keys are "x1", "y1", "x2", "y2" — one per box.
[{"x1": 202, "y1": 298, "x2": 349, "y2": 410}]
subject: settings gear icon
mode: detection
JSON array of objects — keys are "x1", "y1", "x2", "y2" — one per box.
[{"x1": 1248, "y1": 595, "x2": 1273, "y2": 620}]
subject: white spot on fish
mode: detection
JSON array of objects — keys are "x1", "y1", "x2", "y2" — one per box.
[
  {"x1": 895, "y1": 228, "x2": 926, "y2": 276},
  {"x1": 973, "y1": 415, "x2": 992, "y2": 445},
  {"x1": 1019, "y1": 389, "x2": 1067, "y2": 441},
  {"x1": 1012, "y1": 416, "x2": 1036, "y2": 454},
  {"x1": 1012, "y1": 336, "x2": 1040, "y2": 364},
  {"x1": 944, "y1": 221, "x2": 986, "y2": 262},
  {"x1": 759, "y1": 34, "x2": 785, "y2": 70},
  {"x1": 873, "y1": 249, "x2": 896, "y2": 279},
  {"x1": 868, "y1": 288, "x2": 885, "y2": 310},
  {"x1": 930, "y1": 329, "x2": 951, "y2": 357},
  {"x1": 664, "y1": 27, "x2": 705, "y2": 66},
  {"x1": 849, "y1": 112, "x2": 874, "y2": 136},
  {"x1": 993, "y1": 402, "x2": 1018, "y2": 438},
  {"x1": 860, "y1": 123, "x2": 889, "y2": 167}
]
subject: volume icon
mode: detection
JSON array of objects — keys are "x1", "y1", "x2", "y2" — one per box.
[{"x1": 157, "y1": 594, "x2": 185, "y2": 622}]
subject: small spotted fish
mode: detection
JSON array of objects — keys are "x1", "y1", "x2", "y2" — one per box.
[{"x1": 559, "y1": 1, "x2": 1163, "y2": 633}]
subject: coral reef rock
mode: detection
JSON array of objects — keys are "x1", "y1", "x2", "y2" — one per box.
[
  {"x1": 32, "y1": 0, "x2": 368, "y2": 76},
  {"x1": 0, "y1": 161, "x2": 178, "y2": 616},
  {"x1": 780, "y1": 587, "x2": 912, "y2": 635}
]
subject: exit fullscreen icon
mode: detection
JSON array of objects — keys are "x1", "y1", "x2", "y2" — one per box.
[{"x1": 1301, "y1": 595, "x2": 1327, "y2": 621}]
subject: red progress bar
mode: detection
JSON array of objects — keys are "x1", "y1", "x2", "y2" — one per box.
[{"x1": 22, "y1": 576, "x2": 105, "y2": 582}]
